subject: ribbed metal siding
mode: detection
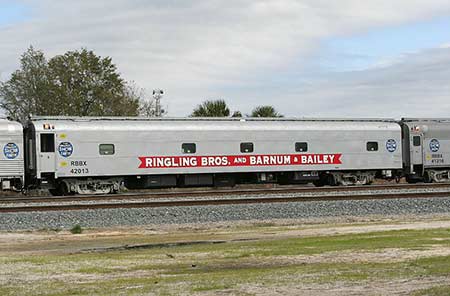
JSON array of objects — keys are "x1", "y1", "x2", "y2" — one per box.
[{"x1": 0, "y1": 159, "x2": 24, "y2": 177}]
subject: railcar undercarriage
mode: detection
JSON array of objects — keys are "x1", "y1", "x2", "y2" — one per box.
[
  {"x1": 0, "y1": 177, "x2": 23, "y2": 191},
  {"x1": 313, "y1": 171, "x2": 377, "y2": 186},
  {"x1": 424, "y1": 170, "x2": 450, "y2": 183},
  {"x1": 44, "y1": 169, "x2": 404, "y2": 195},
  {"x1": 50, "y1": 178, "x2": 122, "y2": 195}
]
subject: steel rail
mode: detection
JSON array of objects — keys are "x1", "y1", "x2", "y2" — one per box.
[
  {"x1": 1, "y1": 183, "x2": 450, "y2": 204},
  {"x1": 1, "y1": 190, "x2": 450, "y2": 213}
]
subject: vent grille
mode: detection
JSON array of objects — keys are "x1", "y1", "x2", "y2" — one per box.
[{"x1": 0, "y1": 160, "x2": 24, "y2": 176}]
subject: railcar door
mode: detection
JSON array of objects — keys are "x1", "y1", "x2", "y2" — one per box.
[
  {"x1": 39, "y1": 133, "x2": 56, "y2": 173},
  {"x1": 411, "y1": 134, "x2": 423, "y2": 172}
]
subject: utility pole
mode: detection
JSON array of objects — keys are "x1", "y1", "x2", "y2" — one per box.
[{"x1": 152, "y1": 89, "x2": 164, "y2": 117}]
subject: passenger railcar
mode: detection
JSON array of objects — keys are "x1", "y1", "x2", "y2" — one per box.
[
  {"x1": 0, "y1": 118, "x2": 24, "y2": 190},
  {"x1": 24, "y1": 117, "x2": 402, "y2": 195},
  {"x1": 401, "y1": 118, "x2": 450, "y2": 183}
]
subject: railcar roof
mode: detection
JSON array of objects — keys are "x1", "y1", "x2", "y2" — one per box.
[
  {"x1": 30, "y1": 116, "x2": 398, "y2": 122},
  {"x1": 29, "y1": 116, "x2": 401, "y2": 133},
  {"x1": 0, "y1": 119, "x2": 23, "y2": 133},
  {"x1": 402, "y1": 118, "x2": 450, "y2": 123}
]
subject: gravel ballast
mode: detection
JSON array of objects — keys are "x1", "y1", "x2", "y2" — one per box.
[{"x1": 1, "y1": 196, "x2": 450, "y2": 231}]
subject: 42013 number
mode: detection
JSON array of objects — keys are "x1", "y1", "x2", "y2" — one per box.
[{"x1": 70, "y1": 168, "x2": 89, "y2": 174}]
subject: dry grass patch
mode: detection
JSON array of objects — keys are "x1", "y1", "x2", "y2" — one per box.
[{"x1": 2, "y1": 218, "x2": 450, "y2": 295}]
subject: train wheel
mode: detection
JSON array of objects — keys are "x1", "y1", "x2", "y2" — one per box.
[
  {"x1": 423, "y1": 171, "x2": 433, "y2": 183},
  {"x1": 327, "y1": 174, "x2": 338, "y2": 186},
  {"x1": 313, "y1": 180, "x2": 324, "y2": 187},
  {"x1": 48, "y1": 189, "x2": 60, "y2": 196},
  {"x1": 57, "y1": 182, "x2": 72, "y2": 196},
  {"x1": 405, "y1": 175, "x2": 419, "y2": 184}
]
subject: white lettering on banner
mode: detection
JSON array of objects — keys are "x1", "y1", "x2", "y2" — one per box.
[
  {"x1": 250, "y1": 155, "x2": 291, "y2": 165},
  {"x1": 139, "y1": 154, "x2": 342, "y2": 169}
]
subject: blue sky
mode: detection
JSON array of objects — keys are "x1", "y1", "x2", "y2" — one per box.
[
  {"x1": 0, "y1": 2, "x2": 27, "y2": 27},
  {"x1": 214, "y1": 15, "x2": 450, "y2": 95},
  {"x1": 319, "y1": 16, "x2": 450, "y2": 72},
  {"x1": 1, "y1": 1, "x2": 450, "y2": 117}
]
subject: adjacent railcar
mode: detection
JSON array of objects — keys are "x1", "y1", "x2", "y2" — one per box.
[
  {"x1": 25, "y1": 117, "x2": 402, "y2": 195},
  {"x1": 401, "y1": 118, "x2": 450, "y2": 183},
  {"x1": 0, "y1": 118, "x2": 24, "y2": 190}
]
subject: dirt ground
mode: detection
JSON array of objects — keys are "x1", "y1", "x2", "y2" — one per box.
[
  {"x1": 1, "y1": 214, "x2": 450, "y2": 295},
  {"x1": 1, "y1": 215, "x2": 450, "y2": 253}
]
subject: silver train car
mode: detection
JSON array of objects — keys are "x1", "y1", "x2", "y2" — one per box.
[
  {"x1": 401, "y1": 118, "x2": 450, "y2": 183},
  {"x1": 0, "y1": 118, "x2": 24, "y2": 190},
  {"x1": 24, "y1": 117, "x2": 403, "y2": 195}
]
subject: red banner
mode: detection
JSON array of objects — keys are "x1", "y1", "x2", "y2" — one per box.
[{"x1": 138, "y1": 154, "x2": 342, "y2": 169}]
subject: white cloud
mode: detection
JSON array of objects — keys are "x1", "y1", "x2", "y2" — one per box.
[
  {"x1": 275, "y1": 47, "x2": 450, "y2": 118},
  {"x1": 1, "y1": 0, "x2": 450, "y2": 115}
]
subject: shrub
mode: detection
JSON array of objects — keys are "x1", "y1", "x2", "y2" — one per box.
[{"x1": 70, "y1": 224, "x2": 83, "y2": 234}]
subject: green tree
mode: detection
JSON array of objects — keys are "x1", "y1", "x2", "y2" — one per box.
[
  {"x1": 0, "y1": 47, "x2": 54, "y2": 122},
  {"x1": 190, "y1": 99, "x2": 230, "y2": 117},
  {"x1": 47, "y1": 48, "x2": 139, "y2": 116},
  {"x1": 250, "y1": 105, "x2": 283, "y2": 118},
  {"x1": 0, "y1": 46, "x2": 141, "y2": 122}
]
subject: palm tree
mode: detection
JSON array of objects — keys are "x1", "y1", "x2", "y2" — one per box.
[
  {"x1": 231, "y1": 111, "x2": 243, "y2": 117},
  {"x1": 190, "y1": 99, "x2": 230, "y2": 117},
  {"x1": 250, "y1": 105, "x2": 283, "y2": 118}
]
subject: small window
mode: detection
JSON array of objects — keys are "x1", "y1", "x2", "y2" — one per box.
[
  {"x1": 40, "y1": 134, "x2": 55, "y2": 152},
  {"x1": 413, "y1": 136, "x2": 421, "y2": 146},
  {"x1": 367, "y1": 142, "x2": 378, "y2": 151},
  {"x1": 182, "y1": 143, "x2": 196, "y2": 154},
  {"x1": 240, "y1": 142, "x2": 254, "y2": 153},
  {"x1": 99, "y1": 144, "x2": 115, "y2": 155},
  {"x1": 295, "y1": 142, "x2": 308, "y2": 152}
]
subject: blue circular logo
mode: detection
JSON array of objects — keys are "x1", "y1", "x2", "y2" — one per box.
[
  {"x1": 430, "y1": 139, "x2": 440, "y2": 152},
  {"x1": 386, "y1": 139, "x2": 397, "y2": 152},
  {"x1": 58, "y1": 142, "x2": 73, "y2": 157},
  {"x1": 3, "y1": 143, "x2": 19, "y2": 159}
]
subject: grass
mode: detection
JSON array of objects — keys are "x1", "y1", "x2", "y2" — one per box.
[
  {"x1": 2, "y1": 226, "x2": 450, "y2": 295},
  {"x1": 70, "y1": 224, "x2": 83, "y2": 234},
  {"x1": 413, "y1": 285, "x2": 450, "y2": 296},
  {"x1": 7, "y1": 256, "x2": 450, "y2": 295}
]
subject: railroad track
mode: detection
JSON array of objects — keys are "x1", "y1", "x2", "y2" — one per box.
[
  {"x1": 1, "y1": 184, "x2": 450, "y2": 213},
  {"x1": 1, "y1": 183, "x2": 450, "y2": 204},
  {"x1": 2, "y1": 183, "x2": 450, "y2": 204}
]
